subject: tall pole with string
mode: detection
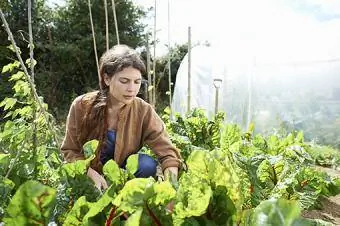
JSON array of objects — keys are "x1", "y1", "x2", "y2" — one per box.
[
  {"x1": 28, "y1": 0, "x2": 38, "y2": 176},
  {"x1": 152, "y1": 0, "x2": 157, "y2": 107},
  {"x1": 167, "y1": 0, "x2": 172, "y2": 113},
  {"x1": 88, "y1": 0, "x2": 100, "y2": 79},
  {"x1": 187, "y1": 26, "x2": 191, "y2": 113},
  {"x1": 111, "y1": 0, "x2": 120, "y2": 44},
  {"x1": 104, "y1": 0, "x2": 109, "y2": 50}
]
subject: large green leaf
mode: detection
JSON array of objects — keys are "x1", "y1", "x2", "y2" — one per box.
[
  {"x1": 0, "y1": 176, "x2": 15, "y2": 218},
  {"x1": 4, "y1": 180, "x2": 56, "y2": 225},
  {"x1": 209, "y1": 186, "x2": 236, "y2": 225},
  {"x1": 125, "y1": 208, "x2": 143, "y2": 226},
  {"x1": 0, "y1": 97, "x2": 17, "y2": 110},
  {"x1": 250, "y1": 198, "x2": 301, "y2": 226},
  {"x1": 63, "y1": 196, "x2": 90, "y2": 226},
  {"x1": 113, "y1": 178, "x2": 155, "y2": 213},
  {"x1": 60, "y1": 156, "x2": 94, "y2": 178},
  {"x1": 257, "y1": 157, "x2": 285, "y2": 188},
  {"x1": 82, "y1": 140, "x2": 99, "y2": 159},
  {"x1": 126, "y1": 154, "x2": 139, "y2": 176},
  {"x1": 0, "y1": 154, "x2": 10, "y2": 176},
  {"x1": 103, "y1": 159, "x2": 126, "y2": 187},
  {"x1": 174, "y1": 173, "x2": 212, "y2": 220},
  {"x1": 186, "y1": 149, "x2": 242, "y2": 211},
  {"x1": 82, "y1": 186, "x2": 117, "y2": 225},
  {"x1": 149, "y1": 181, "x2": 176, "y2": 206},
  {"x1": 185, "y1": 150, "x2": 209, "y2": 180}
]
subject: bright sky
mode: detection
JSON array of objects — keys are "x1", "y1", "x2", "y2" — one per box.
[
  {"x1": 48, "y1": 0, "x2": 340, "y2": 60},
  {"x1": 134, "y1": 0, "x2": 340, "y2": 60}
]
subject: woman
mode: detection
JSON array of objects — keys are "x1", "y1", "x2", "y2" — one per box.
[{"x1": 60, "y1": 44, "x2": 181, "y2": 190}]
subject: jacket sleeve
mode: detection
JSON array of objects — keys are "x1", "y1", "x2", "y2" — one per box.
[
  {"x1": 142, "y1": 105, "x2": 181, "y2": 170},
  {"x1": 60, "y1": 97, "x2": 85, "y2": 162}
]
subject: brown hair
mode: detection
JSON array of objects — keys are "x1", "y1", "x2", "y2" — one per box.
[{"x1": 79, "y1": 45, "x2": 145, "y2": 167}]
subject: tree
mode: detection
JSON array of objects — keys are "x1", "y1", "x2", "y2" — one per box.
[
  {"x1": 1, "y1": 0, "x2": 148, "y2": 120},
  {"x1": 154, "y1": 43, "x2": 188, "y2": 110}
]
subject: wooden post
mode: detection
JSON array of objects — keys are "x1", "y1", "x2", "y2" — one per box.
[
  {"x1": 152, "y1": 0, "x2": 157, "y2": 107},
  {"x1": 88, "y1": 0, "x2": 100, "y2": 80},
  {"x1": 111, "y1": 0, "x2": 120, "y2": 44},
  {"x1": 104, "y1": 0, "x2": 109, "y2": 50},
  {"x1": 28, "y1": 0, "x2": 38, "y2": 176},
  {"x1": 146, "y1": 35, "x2": 152, "y2": 103},
  {"x1": 167, "y1": 0, "x2": 172, "y2": 113},
  {"x1": 187, "y1": 26, "x2": 191, "y2": 113}
]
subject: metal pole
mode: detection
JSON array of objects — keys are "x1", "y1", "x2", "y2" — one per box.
[
  {"x1": 213, "y1": 78, "x2": 222, "y2": 116},
  {"x1": 215, "y1": 87, "x2": 219, "y2": 115},
  {"x1": 246, "y1": 57, "x2": 255, "y2": 129},
  {"x1": 187, "y1": 26, "x2": 191, "y2": 113}
]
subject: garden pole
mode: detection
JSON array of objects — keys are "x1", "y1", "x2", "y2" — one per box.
[{"x1": 187, "y1": 26, "x2": 191, "y2": 114}]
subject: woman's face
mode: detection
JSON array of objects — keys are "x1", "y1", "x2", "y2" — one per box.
[{"x1": 104, "y1": 66, "x2": 142, "y2": 105}]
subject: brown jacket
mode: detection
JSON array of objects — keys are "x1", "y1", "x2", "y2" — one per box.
[{"x1": 60, "y1": 92, "x2": 181, "y2": 172}]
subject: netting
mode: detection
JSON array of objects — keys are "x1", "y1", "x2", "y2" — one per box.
[{"x1": 172, "y1": 45, "x2": 340, "y2": 147}]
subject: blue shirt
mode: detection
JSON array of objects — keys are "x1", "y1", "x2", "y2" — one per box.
[{"x1": 100, "y1": 130, "x2": 116, "y2": 165}]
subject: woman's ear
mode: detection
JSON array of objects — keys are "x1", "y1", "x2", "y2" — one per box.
[{"x1": 103, "y1": 73, "x2": 111, "y2": 86}]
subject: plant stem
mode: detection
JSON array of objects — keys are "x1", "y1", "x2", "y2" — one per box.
[
  {"x1": 145, "y1": 202, "x2": 162, "y2": 226},
  {"x1": 5, "y1": 139, "x2": 24, "y2": 178},
  {"x1": 105, "y1": 206, "x2": 117, "y2": 226}
]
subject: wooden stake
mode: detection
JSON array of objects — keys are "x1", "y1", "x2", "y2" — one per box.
[
  {"x1": 167, "y1": 0, "x2": 172, "y2": 113},
  {"x1": 187, "y1": 26, "x2": 191, "y2": 113},
  {"x1": 104, "y1": 0, "x2": 109, "y2": 50},
  {"x1": 88, "y1": 0, "x2": 100, "y2": 80},
  {"x1": 111, "y1": 0, "x2": 120, "y2": 44}
]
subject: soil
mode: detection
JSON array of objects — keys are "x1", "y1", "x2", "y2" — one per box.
[{"x1": 301, "y1": 166, "x2": 340, "y2": 225}]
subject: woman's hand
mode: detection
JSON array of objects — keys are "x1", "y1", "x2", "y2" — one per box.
[
  {"x1": 87, "y1": 167, "x2": 108, "y2": 190},
  {"x1": 164, "y1": 167, "x2": 178, "y2": 213},
  {"x1": 164, "y1": 167, "x2": 178, "y2": 181}
]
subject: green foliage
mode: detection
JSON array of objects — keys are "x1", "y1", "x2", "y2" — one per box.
[
  {"x1": 113, "y1": 178, "x2": 155, "y2": 213},
  {"x1": 103, "y1": 160, "x2": 127, "y2": 191},
  {"x1": 0, "y1": 154, "x2": 10, "y2": 174},
  {"x1": 249, "y1": 199, "x2": 301, "y2": 226},
  {"x1": 0, "y1": 56, "x2": 61, "y2": 190},
  {"x1": 171, "y1": 149, "x2": 242, "y2": 225},
  {"x1": 1, "y1": 0, "x2": 148, "y2": 120},
  {"x1": 164, "y1": 108, "x2": 225, "y2": 159},
  {"x1": 307, "y1": 145, "x2": 340, "y2": 167},
  {"x1": 82, "y1": 139, "x2": 99, "y2": 159},
  {"x1": 54, "y1": 155, "x2": 101, "y2": 223},
  {"x1": 126, "y1": 154, "x2": 139, "y2": 177},
  {"x1": 0, "y1": 176, "x2": 14, "y2": 219},
  {"x1": 1, "y1": 110, "x2": 339, "y2": 225},
  {"x1": 1, "y1": 62, "x2": 339, "y2": 226},
  {"x1": 153, "y1": 43, "x2": 188, "y2": 109},
  {"x1": 257, "y1": 156, "x2": 286, "y2": 188},
  {"x1": 174, "y1": 174, "x2": 212, "y2": 224},
  {"x1": 63, "y1": 196, "x2": 91, "y2": 226},
  {"x1": 3, "y1": 180, "x2": 56, "y2": 225}
]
